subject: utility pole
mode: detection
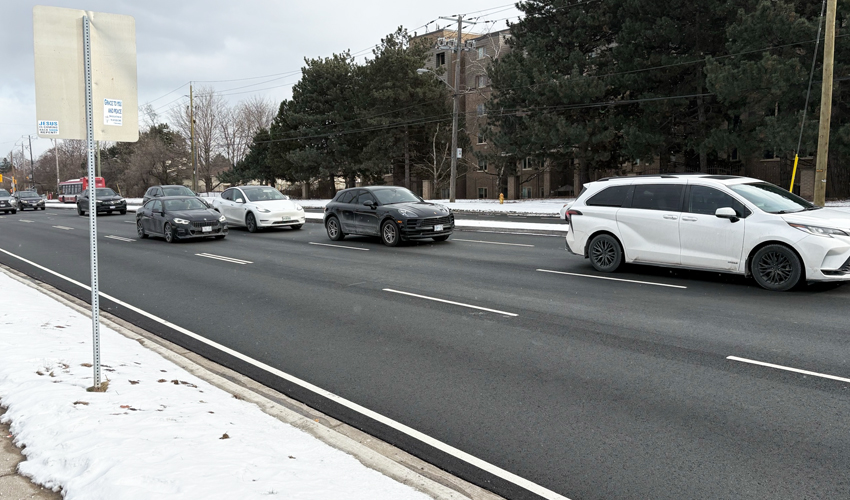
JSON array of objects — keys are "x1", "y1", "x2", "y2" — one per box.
[
  {"x1": 96, "y1": 140, "x2": 101, "y2": 177},
  {"x1": 54, "y1": 139, "x2": 60, "y2": 195},
  {"x1": 438, "y1": 15, "x2": 473, "y2": 202},
  {"x1": 27, "y1": 135, "x2": 35, "y2": 190},
  {"x1": 814, "y1": 0, "x2": 838, "y2": 206},
  {"x1": 190, "y1": 82, "x2": 198, "y2": 192},
  {"x1": 20, "y1": 142, "x2": 26, "y2": 189}
]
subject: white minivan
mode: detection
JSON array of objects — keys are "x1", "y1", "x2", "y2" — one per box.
[{"x1": 564, "y1": 174, "x2": 850, "y2": 291}]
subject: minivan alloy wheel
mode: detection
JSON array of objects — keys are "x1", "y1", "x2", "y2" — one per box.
[
  {"x1": 588, "y1": 234, "x2": 623, "y2": 272},
  {"x1": 752, "y1": 244, "x2": 802, "y2": 291}
]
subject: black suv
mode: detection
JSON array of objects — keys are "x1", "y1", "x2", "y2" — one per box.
[
  {"x1": 13, "y1": 190, "x2": 45, "y2": 211},
  {"x1": 77, "y1": 187, "x2": 127, "y2": 216},
  {"x1": 323, "y1": 186, "x2": 454, "y2": 246}
]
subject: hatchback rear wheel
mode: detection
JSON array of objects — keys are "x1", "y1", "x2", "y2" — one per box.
[
  {"x1": 588, "y1": 234, "x2": 623, "y2": 272},
  {"x1": 752, "y1": 244, "x2": 802, "y2": 291}
]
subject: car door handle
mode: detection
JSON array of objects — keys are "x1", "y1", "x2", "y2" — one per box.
[
  {"x1": 681, "y1": 216, "x2": 698, "y2": 222},
  {"x1": 663, "y1": 215, "x2": 678, "y2": 220}
]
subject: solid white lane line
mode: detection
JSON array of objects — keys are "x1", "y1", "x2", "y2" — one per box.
[
  {"x1": 466, "y1": 230, "x2": 560, "y2": 237},
  {"x1": 383, "y1": 288, "x2": 519, "y2": 317},
  {"x1": 453, "y1": 238, "x2": 534, "y2": 247},
  {"x1": 53, "y1": 225, "x2": 74, "y2": 230},
  {"x1": 123, "y1": 221, "x2": 135, "y2": 224},
  {"x1": 0, "y1": 247, "x2": 566, "y2": 500},
  {"x1": 19, "y1": 219, "x2": 34, "y2": 223},
  {"x1": 195, "y1": 253, "x2": 253, "y2": 265},
  {"x1": 536, "y1": 269, "x2": 688, "y2": 289},
  {"x1": 308, "y1": 242, "x2": 369, "y2": 251},
  {"x1": 727, "y1": 356, "x2": 850, "y2": 384},
  {"x1": 105, "y1": 235, "x2": 134, "y2": 242}
]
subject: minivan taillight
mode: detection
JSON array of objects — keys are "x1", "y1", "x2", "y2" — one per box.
[{"x1": 565, "y1": 209, "x2": 582, "y2": 225}]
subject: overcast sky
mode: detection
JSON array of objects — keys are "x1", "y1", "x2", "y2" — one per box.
[{"x1": 1, "y1": 1, "x2": 522, "y2": 159}]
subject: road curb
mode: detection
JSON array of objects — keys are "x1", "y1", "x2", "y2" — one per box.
[{"x1": 0, "y1": 264, "x2": 503, "y2": 500}]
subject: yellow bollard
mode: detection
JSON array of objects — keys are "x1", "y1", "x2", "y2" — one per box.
[{"x1": 499, "y1": 193, "x2": 504, "y2": 204}]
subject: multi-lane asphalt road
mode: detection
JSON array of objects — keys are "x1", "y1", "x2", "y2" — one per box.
[{"x1": 2, "y1": 209, "x2": 850, "y2": 500}]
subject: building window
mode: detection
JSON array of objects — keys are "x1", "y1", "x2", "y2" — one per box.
[
  {"x1": 521, "y1": 186, "x2": 532, "y2": 199},
  {"x1": 478, "y1": 159, "x2": 488, "y2": 171},
  {"x1": 436, "y1": 52, "x2": 446, "y2": 67},
  {"x1": 475, "y1": 74, "x2": 488, "y2": 88},
  {"x1": 477, "y1": 134, "x2": 485, "y2": 144},
  {"x1": 476, "y1": 103, "x2": 486, "y2": 116},
  {"x1": 763, "y1": 149, "x2": 778, "y2": 160},
  {"x1": 540, "y1": 187, "x2": 545, "y2": 197},
  {"x1": 477, "y1": 47, "x2": 485, "y2": 59},
  {"x1": 523, "y1": 158, "x2": 533, "y2": 170},
  {"x1": 478, "y1": 187, "x2": 488, "y2": 199},
  {"x1": 730, "y1": 148, "x2": 739, "y2": 161},
  {"x1": 440, "y1": 187, "x2": 450, "y2": 199}
]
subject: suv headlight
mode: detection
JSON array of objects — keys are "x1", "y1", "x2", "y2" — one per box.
[
  {"x1": 256, "y1": 207, "x2": 271, "y2": 213},
  {"x1": 219, "y1": 215, "x2": 226, "y2": 222},
  {"x1": 173, "y1": 218, "x2": 191, "y2": 225},
  {"x1": 295, "y1": 204, "x2": 304, "y2": 211},
  {"x1": 398, "y1": 209, "x2": 417, "y2": 217},
  {"x1": 788, "y1": 223, "x2": 849, "y2": 238}
]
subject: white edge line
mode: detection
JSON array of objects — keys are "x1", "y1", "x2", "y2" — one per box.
[
  {"x1": 104, "y1": 235, "x2": 134, "y2": 242},
  {"x1": 453, "y1": 239, "x2": 534, "y2": 247},
  {"x1": 536, "y1": 269, "x2": 687, "y2": 289},
  {"x1": 383, "y1": 288, "x2": 519, "y2": 317},
  {"x1": 195, "y1": 253, "x2": 252, "y2": 265},
  {"x1": 0, "y1": 247, "x2": 567, "y2": 500},
  {"x1": 52, "y1": 226, "x2": 73, "y2": 230},
  {"x1": 308, "y1": 242, "x2": 369, "y2": 251},
  {"x1": 727, "y1": 356, "x2": 850, "y2": 384}
]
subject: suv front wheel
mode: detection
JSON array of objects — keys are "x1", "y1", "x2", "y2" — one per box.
[
  {"x1": 588, "y1": 234, "x2": 623, "y2": 273},
  {"x1": 751, "y1": 244, "x2": 802, "y2": 291}
]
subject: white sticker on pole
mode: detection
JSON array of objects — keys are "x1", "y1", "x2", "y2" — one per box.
[
  {"x1": 103, "y1": 98, "x2": 123, "y2": 126},
  {"x1": 457, "y1": 148, "x2": 463, "y2": 159},
  {"x1": 38, "y1": 120, "x2": 59, "y2": 135}
]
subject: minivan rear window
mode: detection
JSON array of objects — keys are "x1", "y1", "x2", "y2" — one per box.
[{"x1": 586, "y1": 185, "x2": 630, "y2": 207}]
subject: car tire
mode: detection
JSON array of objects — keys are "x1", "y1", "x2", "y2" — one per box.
[
  {"x1": 588, "y1": 233, "x2": 623, "y2": 272},
  {"x1": 381, "y1": 220, "x2": 400, "y2": 247},
  {"x1": 77, "y1": 206, "x2": 85, "y2": 216},
  {"x1": 11, "y1": 209, "x2": 16, "y2": 214},
  {"x1": 137, "y1": 220, "x2": 148, "y2": 239},
  {"x1": 326, "y1": 217, "x2": 344, "y2": 241},
  {"x1": 164, "y1": 222, "x2": 176, "y2": 243},
  {"x1": 40, "y1": 206, "x2": 45, "y2": 210},
  {"x1": 214, "y1": 235, "x2": 225, "y2": 240},
  {"x1": 120, "y1": 210, "x2": 127, "y2": 215},
  {"x1": 246, "y1": 212, "x2": 258, "y2": 233},
  {"x1": 291, "y1": 224, "x2": 303, "y2": 230},
  {"x1": 751, "y1": 244, "x2": 802, "y2": 292},
  {"x1": 433, "y1": 235, "x2": 450, "y2": 242}
]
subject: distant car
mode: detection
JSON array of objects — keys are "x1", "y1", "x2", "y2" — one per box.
[
  {"x1": 212, "y1": 185, "x2": 305, "y2": 232},
  {"x1": 143, "y1": 185, "x2": 195, "y2": 203},
  {"x1": 323, "y1": 186, "x2": 454, "y2": 246},
  {"x1": 13, "y1": 190, "x2": 45, "y2": 211},
  {"x1": 136, "y1": 196, "x2": 227, "y2": 243},
  {"x1": 564, "y1": 174, "x2": 850, "y2": 291},
  {"x1": 0, "y1": 189, "x2": 16, "y2": 214},
  {"x1": 77, "y1": 188, "x2": 127, "y2": 216}
]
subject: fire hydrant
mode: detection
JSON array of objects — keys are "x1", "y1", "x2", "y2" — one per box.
[{"x1": 499, "y1": 193, "x2": 504, "y2": 204}]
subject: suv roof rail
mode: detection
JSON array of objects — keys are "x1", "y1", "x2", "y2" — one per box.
[{"x1": 595, "y1": 172, "x2": 710, "y2": 182}]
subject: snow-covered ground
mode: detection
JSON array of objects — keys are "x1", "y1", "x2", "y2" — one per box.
[{"x1": 0, "y1": 269, "x2": 439, "y2": 500}]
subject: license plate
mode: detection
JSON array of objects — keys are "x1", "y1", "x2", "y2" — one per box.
[
  {"x1": 282, "y1": 216, "x2": 291, "y2": 221},
  {"x1": 434, "y1": 224, "x2": 443, "y2": 231},
  {"x1": 202, "y1": 226, "x2": 212, "y2": 232},
  {"x1": 109, "y1": 206, "x2": 115, "y2": 209}
]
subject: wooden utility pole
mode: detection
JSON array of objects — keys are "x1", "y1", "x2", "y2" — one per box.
[
  {"x1": 814, "y1": 0, "x2": 838, "y2": 206},
  {"x1": 190, "y1": 82, "x2": 198, "y2": 192}
]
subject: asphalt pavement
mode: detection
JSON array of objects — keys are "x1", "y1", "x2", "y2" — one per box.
[{"x1": 1, "y1": 208, "x2": 849, "y2": 500}]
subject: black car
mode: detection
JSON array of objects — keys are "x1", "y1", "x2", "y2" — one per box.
[
  {"x1": 13, "y1": 190, "x2": 45, "y2": 211},
  {"x1": 136, "y1": 196, "x2": 227, "y2": 243},
  {"x1": 77, "y1": 188, "x2": 127, "y2": 215},
  {"x1": 143, "y1": 185, "x2": 212, "y2": 208},
  {"x1": 323, "y1": 186, "x2": 454, "y2": 246}
]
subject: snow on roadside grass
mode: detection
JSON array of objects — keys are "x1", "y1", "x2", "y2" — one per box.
[{"x1": 0, "y1": 271, "x2": 429, "y2": 500}]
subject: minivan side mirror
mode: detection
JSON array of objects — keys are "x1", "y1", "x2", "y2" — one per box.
[{"x1": 715, "y1": 206, "x2": 739, "y2": 223}]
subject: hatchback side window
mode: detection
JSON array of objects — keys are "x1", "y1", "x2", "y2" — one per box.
[
  {"x1": 356, "y1": 191, "x2": 376, "y2": 205},
  {"x1": 220, "y1": 189, "x2": 233, "y2": 201},
  {"x1": 687, "y1": 185, "x2": 751, "y2": 218},
  {"x1": 586, "y1": 185, "x2": 631, "y2": 207},
  {"x1": 337, "y1": 190, "x2": 356, "y2": 204},
  {"x1": 630, "y1": 184, "x2": 684, "y2": 211}
]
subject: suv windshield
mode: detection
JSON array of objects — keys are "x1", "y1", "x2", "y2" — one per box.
[
  {"x1": 372, "y1": 187, "x2": 421, "y2": 205},
  {"x1": 95, "y1": 188, "x2": 117, "y2": 197},
  {"x1": 728, "y1": 182, "x2": 815, "y2": 214},
  {"x1": 243, "y1": 187, "x2": 287, "y2": 202},
  {"x1": 0, "y1": 190, "x2": 10, "y2": 197},
  {"x1": 162, "y1": 186, "x2": 194, "y2": 196},
  {"x1": 164, "y1": 198, "x2": 207, "y2": 211},
  {"x1": 17, "y1": 191, "x2": 37, "y2": 197}
]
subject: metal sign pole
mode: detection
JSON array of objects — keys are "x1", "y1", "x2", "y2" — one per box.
[{"x1": 83, "y1": 16, "x2": 102, "y2": 387}]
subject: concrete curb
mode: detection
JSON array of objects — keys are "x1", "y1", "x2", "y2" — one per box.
[{"x1": 0, "y1": 264, "x2": 503, "y2": 500}]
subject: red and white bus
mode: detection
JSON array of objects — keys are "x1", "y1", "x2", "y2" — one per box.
[{"x1": 58, "y1": 177, "x2": 106, "y2": 203}]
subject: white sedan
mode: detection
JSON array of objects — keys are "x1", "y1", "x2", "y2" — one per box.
[{"x1": 212, "y1": 186, "x2": 306, "y2": 232}]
